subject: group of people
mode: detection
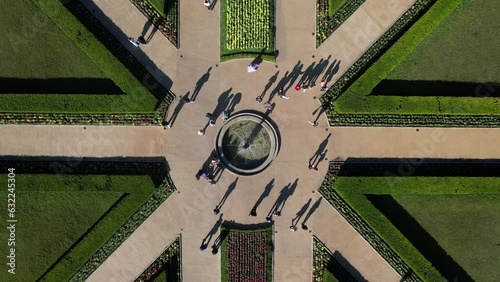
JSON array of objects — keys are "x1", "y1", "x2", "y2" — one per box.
[{"x1": 196, "y1": 156, "x2": 221, "y2": 185}]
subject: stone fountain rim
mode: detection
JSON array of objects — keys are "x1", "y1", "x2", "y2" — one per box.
[{"x1": 215, "y1": 112, "x2": 279, "y2": 176}]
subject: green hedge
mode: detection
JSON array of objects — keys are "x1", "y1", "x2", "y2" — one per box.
[{"x1": 134, "y1": 237, "x2": 181, "y2": 282}]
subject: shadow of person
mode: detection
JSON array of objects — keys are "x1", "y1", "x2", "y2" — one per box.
[
  {"x1": 166, "y1": 92, "x2": 190, "y2": 128},
  {"x1": 227, "y1": 92, "x2": 242, "y2": 115},
  {"x1": 286, "y1": 61, "x2": 303, "y2": 92},
  {"x1": 322, "y1": 59, "x2": 342, "y2": 84},
  {"x1": 192, "y1": 67, "x2": 212, "y2": 101},
  {"x1": 301, "y1": 197, "x2": 322, "y2": 226},
  {"x1": 250, "y1": 179, "x2": 275, "y2": 216},
  {"x1": 268, "y1": 183, "x2": 290, "y2": 217},
  {"x1": 211, "y1": 228, "x2": 229, "y2": 254},
  {"x1": 215, "y1": 178, "x2": 239, "y2": 212},
  {"x1": 211, "y1": 89, "x2": 233, "y2": 120},
  {"x1": 291, "y1": 198, "x2": 312, "y2": 226},
  {"x1": 146, "y1": 25, "x2": 158, "y2": 43},
  {"x1": 260, "y1": 71, "x2": 280, "y2": 101},
  {"x1": 312, "y1": 105, "x2": 326, "y2": 124},
  {"x1": 310, "y1": 133, "x2": 331, "y2": 166},
  {"x1": 202, "y1": 214, "x2": 224, "y2": 248},
  {"x1": 141, "y1": 20, "x2": 153, "y2": 38},
  {"x1": 250, "y1": 47, "x2": 267, "y2": 66},
  {"x1": 277, "y1": 178, "x2": 298, "y2": 213},
  {"x1": 314, "y1": 149, "x2": 328, "y2": 168}
]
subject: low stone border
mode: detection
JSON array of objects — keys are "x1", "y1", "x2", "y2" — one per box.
[{"x1": 318, "y1": 162, "x2": 421, "y2": 282}]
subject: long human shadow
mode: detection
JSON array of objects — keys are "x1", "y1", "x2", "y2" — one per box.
[
  {"x1": 259, "y1": 71, "x2": 279, "y2": 101},
  {"x1": 298, "y1": 62, "x2": 316, "y2": 86},
  {"x1": 368, "y1": 194, "x2": 473, "y2": 281},
  {"x1": 166, "y1": 92, "x2": 189, "y2": 127},
  {"x1": 285, "y1": 61, "x2": 303, "y2": 92},
  {"x1": 309, "y1": 55, "x2": 332, "y2": 84},
  {"x1": 309, "y1": 133, "x2": 331, "y2": 166},
  {"x1": 322, "y1": 59, "x2": 341, "y2": 84},
  {"x1": 268, "y1": 178, "x2": 299, "y2": 216},
  {"x1": 302, "y1": 197, "x2": 322, "y2": 226},
  {"x1": 226, "y1": 92, "x2": 241, "y2": 115},
  {"x1": 211, "y1": 89, "x2": 233, "y2": 120},
  {"x1": 191, "y1": 67, "x2": 212, "y2": 101},
  {"x1": 291, "y1": 198, "x2": 311, "y2": 226},
  {"x1": 371, "y1": 80, "x2": 500, "y2": 97},
  {"x1": 201, "y1": 214, "x2": 224, "y2": 248},
  {"x1": 140, "y1": 20, "x2": 158, "y2": 43},
  {"x1": 0, "y1": 78, "x2": 123, "y2": 94},
  {"x1": 250, "y1": 179, "x2": 275, "y2": 216},
  {"x1": 215, "y1": 178, "x2": 239, "y2": 211},
  {"x1": 211, "y1": 228, "x2": 230, "y2": 254},
  {"x1": 312, "y1": 105, "x2": 325, "y2": 124}
]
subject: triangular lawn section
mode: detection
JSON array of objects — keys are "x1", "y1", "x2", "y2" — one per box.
[
  {"x1": 0, "y1": 0, "x2": 159, "y2": 113},
  {"x1": 1, "y1": 0, "x2": 107, "y2": 79},
  {"x1": 391, "y1": 194, "x2": 500, "y2": 282},
  {"x1": 334, "y1": 0, "x2": 500, "y2": 115},
  {"x1": 0, "y1": 191, "x2": 123, "y2": 282}
]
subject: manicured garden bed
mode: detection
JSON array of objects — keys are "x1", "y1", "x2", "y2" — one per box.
[
  {"x1": 0, "y1": 158, "x2": 175, "y2": 282},
  {"x1": 221, "y1": 226, "x2": 273, "y2": 282},
  {"x1": 316, "y1": 0, "x2": 365, "y2": 47},
  {"x1": 135, "y1": 237, "x2": 181, "y2": 281},
  {"x1": 220, "y1": 0, "x2": 275, "y2": 61},
  {"x1": 319, "y1": 160, "x2": 500, "y2": 282},
  {"x1": 321, "y1": 0, "x2": 500, "y2": 127}
]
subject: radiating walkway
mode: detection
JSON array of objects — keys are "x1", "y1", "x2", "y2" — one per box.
[{"x1": 2, "y1": 0, "x2": 490, "y2": 281}]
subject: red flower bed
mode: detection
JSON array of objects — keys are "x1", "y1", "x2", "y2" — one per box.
[{"x1": 226, "y1": 230, "x2": 270, "y2": 282}]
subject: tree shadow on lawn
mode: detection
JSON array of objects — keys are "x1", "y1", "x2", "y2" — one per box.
[
  {"x1": 367, "y1": 194, "x2": 473, "y2": 281},
  {"x1": 370, "y1": 80, "x2": 500, "y2": 97}
]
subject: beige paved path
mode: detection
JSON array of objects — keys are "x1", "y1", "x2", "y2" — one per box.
[{"x1": 4, "y1": 0, "x2": 493, "y2": 281}]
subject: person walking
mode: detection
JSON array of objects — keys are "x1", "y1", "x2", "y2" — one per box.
[
  {"x1": 128, "y1": 37, "x2": 140, "y2": 47},
  {"x1": 278, "y1": 87, "x2": 289, "y2": 99},
  {"x1": 308, "y1": 120, "x2": 319, "y2": 127},
  {"x1": 247, "y1": 63, "x2": 260, "y2": 73},
  {"x1": 204, "y1": 0, "x2": 211, "y2": 7}
]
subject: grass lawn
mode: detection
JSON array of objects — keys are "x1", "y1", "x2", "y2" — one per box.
[
  {"x1": 220, "y1": 0, "x2": 275, "y2": 61},
  {"x1": 334, "y1": 0, "x2": 500, "y2": 115},
  {"x1": 328, "y1": 0, "x2": 347, "y2": 17},
  {"x1": 392, "y1": 194, "x2": 500, "y2": 282},
  {"x1": 329, "y1": 176, "x2": 500, "y2": 281},
  {"x1": 0, "y1": 0, "x2": 159, "y2": 113},
  {"x1": 0, "y1": 191, "x2": 122, "y2": 282},
  {"x1": 0, "y1": 174, "x2": 156, "y2": 281}
]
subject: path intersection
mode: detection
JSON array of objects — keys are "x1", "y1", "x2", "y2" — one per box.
[{"x1": 2, "y1": 0, "x2": 500, "y2": 281}]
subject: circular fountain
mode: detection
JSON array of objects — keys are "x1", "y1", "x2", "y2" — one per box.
[{"x1": 215, "y1": 113, "x2": 279, "y2": 176}]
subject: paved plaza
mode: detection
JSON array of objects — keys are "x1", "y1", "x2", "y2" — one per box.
[{"x1": 2, "y1": 0, "x2": 500, "y2": 281}]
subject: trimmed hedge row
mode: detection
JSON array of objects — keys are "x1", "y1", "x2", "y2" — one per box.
[
  {"x1": 134, "y1": 237, "x2": 181, "y2": 282},
  {"x1": 129, "y1": 0, "x2": 179, "y2": 48},
  {"x1": 319, "y1": 162, "x2": 421, "y2": 282},
  {"x1": 69, "y1": 176, "x2": 177, "y2": 281},
  {"x1": 316, "y1": 0, "x2": 365, "y2": 47},
  {"x1": 0, "y1": 112, "x2": 163, "y2": 126},
  {"x1": 329, "y1": 113, "x2": 500, "y2": 128}
]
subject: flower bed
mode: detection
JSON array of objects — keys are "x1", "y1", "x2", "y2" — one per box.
[
  {"x1": 319, "y1": 162, "x2": 422, "y2": 281},
  {"x1": 316, "y1": 0, "x2": 365, "y2": 47},
  {"x1": 221, "y1": 227, "x2": 273, "y2": 282},
  {"x1": 135, "y1": 237, "x2": 181, "y2": 282},
  {"x1": 129, "y1": 0, "x2": 179, "y2": 48},
  {"x1": 221, "y1": 0, "x2": 275, "y2": 61}
]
